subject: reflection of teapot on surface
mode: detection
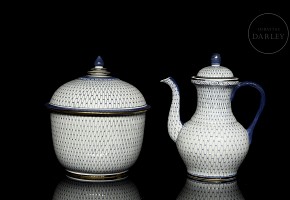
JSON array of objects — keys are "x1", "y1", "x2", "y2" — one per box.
[
  {"x1": 161, "y1": 53, "x2": 265, "y2": 182},
  {"x1": 177, "y1": 179, "x2": 245, "y2": 200},
  {"x1": 52, "y1": 177, "x2": 141, "y2": 200}
]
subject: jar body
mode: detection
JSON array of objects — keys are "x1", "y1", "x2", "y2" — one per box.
[
  {"x1": 176, "y1": 85, "x2": 250, "y2": 179},
  {"x1": 50, "y1": 113, "x2": 145, "y2": 179}
]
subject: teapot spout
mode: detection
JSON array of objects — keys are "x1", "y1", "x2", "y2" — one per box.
[{"x1": 161, "y1": 77, "x2": 183, "y2": 142}]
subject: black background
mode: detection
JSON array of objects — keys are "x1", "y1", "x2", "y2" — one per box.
[{"x1": 8, "y1": 4, "x2": 289, "y2": 199}]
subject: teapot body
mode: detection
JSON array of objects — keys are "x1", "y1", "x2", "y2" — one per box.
[{"x1": 176, "y1": 84, "x2": 249, "y2": 179}]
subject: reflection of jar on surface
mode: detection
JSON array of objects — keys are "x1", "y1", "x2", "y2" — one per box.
[
  {"x1": 52, "y1": 177, "x2": 142, "y2": 200},
  {"x1": 176, "y1": 179, "x2": 245, "y2": 200}
]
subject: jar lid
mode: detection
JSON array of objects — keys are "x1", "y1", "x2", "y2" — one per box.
[
  {"x1": 191, "y1": 53, "x2": 239, "y2": 85},
  {"x1": 46, "y1": 56, "x2": 150, "y2": 115}
]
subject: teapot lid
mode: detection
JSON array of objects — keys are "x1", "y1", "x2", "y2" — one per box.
[
  {"x1": 46, "y1": 56, "x2": 150, "y2": 115},
  {"x1": 191, "y1": 53, "x2": 239, "y2": 85}
]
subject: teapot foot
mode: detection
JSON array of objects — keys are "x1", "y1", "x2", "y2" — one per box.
[
  {"x1": 187, "y1": 173, "x2": 236, "y2": 183},
  {"x1": 65, "y1": 170, "x2": 129, "y2": 182}
]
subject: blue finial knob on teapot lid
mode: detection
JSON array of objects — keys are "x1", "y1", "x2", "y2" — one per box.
[
  {"x1": 94, "y1": 56, "x2": 105, "y2": 67},
  {"x1": 211, "y1": 53, "x2": 221, "y2": 66}
]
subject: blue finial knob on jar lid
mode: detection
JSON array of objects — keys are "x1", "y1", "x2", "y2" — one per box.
[
  {"x1": 88, "y1": 56, "x2": 110, "y2": 77},
  {"x1": 211, "y1": 53, "x2": 221, "y2": 66},
  {"x1": 95, "y1": 56, "x2": 104, "y2": 67}
]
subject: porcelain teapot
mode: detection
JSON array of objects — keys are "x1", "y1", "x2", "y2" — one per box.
[{"x1": 161, "y1": 53, "x2": 265, "y2": 182}]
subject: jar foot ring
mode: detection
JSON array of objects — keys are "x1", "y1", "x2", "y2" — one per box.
[{"x1": 65, "y1": 170, "x2": 129, "y2": 182}]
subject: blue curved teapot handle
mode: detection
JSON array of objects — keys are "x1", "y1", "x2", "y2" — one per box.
[{"x1": 231, "y1": 81, "x2": 266, "y2": 144}]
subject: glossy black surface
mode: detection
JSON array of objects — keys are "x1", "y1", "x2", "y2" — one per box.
[
  {"x1": 49, "y1": 174, "x2": 252, "y2": 200},
  {"x1": 9, "y1": 4, "x2": 288, "y2": 199}
]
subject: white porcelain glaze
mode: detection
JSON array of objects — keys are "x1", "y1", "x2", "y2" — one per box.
[
  {"x1": 161, "y1": 53, "x2": 265, "y2": 181},
  {"x1": 47, "y1": 56, "x2": 150, "y2": 181}
]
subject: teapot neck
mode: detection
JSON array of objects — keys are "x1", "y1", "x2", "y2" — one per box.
[{"x1": 193, "y1": 85, "x2": 236, "y2": 121}]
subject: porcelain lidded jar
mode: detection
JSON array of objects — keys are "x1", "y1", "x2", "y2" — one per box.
[{"x1": 47, "y1": 56, "x2": 150, "y2": 181}]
